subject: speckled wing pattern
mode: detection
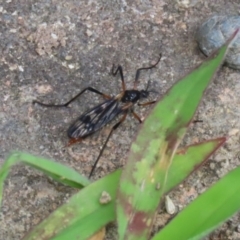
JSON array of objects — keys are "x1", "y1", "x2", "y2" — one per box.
[{"x1": 67, "y1": 98, "x2": 123, "y2": 139}]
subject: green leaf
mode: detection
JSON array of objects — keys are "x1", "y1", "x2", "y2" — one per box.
[
  {"x1": 116, "y1": 34, "x2": 233, "y2": 240},
  {"x1": 23, "y1": 170, "x2": 121, "y2": 240},
  {"x1": 166, "y1": 138, "x2": 225, "y2": 191},
  {"x1": 0, "y1": 152, "x2": 90, "y2": 206},
  {"x1": 22, "y1": 138, "x2": 224, "y2": 240},
  {"x1": 152, "y1": 166, "x2": 240, "y2": 240}
]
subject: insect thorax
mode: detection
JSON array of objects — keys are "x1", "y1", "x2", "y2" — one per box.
[{"x1": 121, "y1": 90, "x2": 141, "y2": 103}]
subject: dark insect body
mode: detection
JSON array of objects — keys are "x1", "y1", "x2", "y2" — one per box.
[{"x1": 33, "y1": 55, "x2": 161, "y2": 177}]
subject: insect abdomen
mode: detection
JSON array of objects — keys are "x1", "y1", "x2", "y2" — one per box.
[{"x1": 67, "y1": 120, "x2": 94, "y2": 139}]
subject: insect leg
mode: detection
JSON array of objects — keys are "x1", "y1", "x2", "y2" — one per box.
[
  {"x1": 131, "y1": 101, "x2": 156, "y2": 123},
  {"x1": 131, "y1": 110, "x2": 142, "y2": 123},
  {"x1": 89, "y1": 111, "x2": 128, "y2": 178},
  {"x1": 112, "y1": 64, "x2": 126, "y2": 91},
  {"x1": 138, "y1": 100, "x2": 156, "y2": 106},
  {"x1": 193, "y1": 120, "x2": 203, "y2": 123},
  {"x1": 33, "y1": 87, "x2": 111, "y2": 107},
  {"x1": 134, "y1": 54, "x2": 162, "y2": 89}
]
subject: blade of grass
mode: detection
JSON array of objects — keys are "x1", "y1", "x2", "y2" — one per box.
[
  {"x1": 117, "y1": 31, "x2": 238, "y2": 240},
  {"x1": 0, "y1": 152, "x2": 90, "y2": 206},
  {"x1": 152, "y1": 166, "x2": 240, "y2": 240},
  {"x1": 23, "y1": 170, "x2": 120, "y2": 240},
  {"x1": 166, "y1": 138, "x2": 226, "y2": 191},
  {"x1": 22, "y1": 138, "x2": 224, "y2": 240}
]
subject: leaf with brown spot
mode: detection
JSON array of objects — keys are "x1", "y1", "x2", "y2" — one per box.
[{"x1": 116, "y1": 32, "x2": 238, "y2": 240}]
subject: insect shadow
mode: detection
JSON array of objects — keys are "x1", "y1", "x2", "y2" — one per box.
[{"x1": 33, "y1": 54, "x2": 161, "y2": 178}]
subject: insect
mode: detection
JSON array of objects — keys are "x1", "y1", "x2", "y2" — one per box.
[{"x1": 33, "y1": 54, "x2": 161, "y2": 177}]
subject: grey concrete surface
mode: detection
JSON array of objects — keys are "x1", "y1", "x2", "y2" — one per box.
[{"x1": 0, "y1": 0, "x2": 240, "y2": 239}]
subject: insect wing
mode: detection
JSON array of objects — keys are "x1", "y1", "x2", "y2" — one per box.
[{"x1": 68, "y1": 98, "x2": 121, "y2": 139}]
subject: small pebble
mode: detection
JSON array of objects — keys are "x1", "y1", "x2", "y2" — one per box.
[
  {"x1": 236, "y1": 224, "x2": 240, "y2": 233},
  {"x1": 99, "y1": 191, "x2": 111, "y2": 204},
  {"x1": 196, "y1": 15, "x2": 240, "y2": 70},
  {"x1": 165, "y1": 195, "x2": 176, "y2": 215},
  {"x1": 65, "y1": 55, "x2": 73, "y2": 61}
]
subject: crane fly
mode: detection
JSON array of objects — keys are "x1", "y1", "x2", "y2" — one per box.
[{"x1": 33, "y1": 54, "x2": 161, "y2": 177}]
